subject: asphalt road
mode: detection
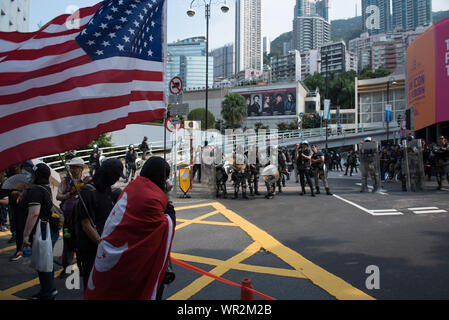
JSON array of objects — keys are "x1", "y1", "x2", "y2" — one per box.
[{"x1": 1, "y1": 170, "x2": 449, "y2": 300}]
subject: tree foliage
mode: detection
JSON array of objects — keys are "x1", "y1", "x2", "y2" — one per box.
[
  {"x1": 188, "y1": 108, "x2": 215, "y2": 130},
  {"x1": 221, "y1": 93, "x2": 247, "y2": 129}
]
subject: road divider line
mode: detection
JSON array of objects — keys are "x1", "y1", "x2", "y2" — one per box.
[{"x1": 408, "y1": 207, "x2": 439, "y2": 211}]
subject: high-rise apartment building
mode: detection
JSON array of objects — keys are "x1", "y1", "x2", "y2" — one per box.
[
  {"x1": 392, "y1": 0, "x2": 432, "y2": 31},
  {"x1": 293, "y1": 16, "x2": 331, "y2": 52},
  {"x1": 293, "y1": 0, "x2": 331, "y2": 53},
  {"x1": 212, "y1": 43, "x2": 235, "y2": 82},
  {"x1": 362, "y1": 0, "x2": 392, "y2": 35},
  {"x1": 0, "y1": 0, "x2": 30, "y2": 32},
  {"x1": 235, "y1": 0, "x2": 263, "y2": 73}
]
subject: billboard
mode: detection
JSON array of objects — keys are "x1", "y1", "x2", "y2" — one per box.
[
  {"x1": 407, "y1": 18, "x2": 449, "y2": 131},
  {"x1": 238, "y1": 87, "x2": 297, "y2": 118}
]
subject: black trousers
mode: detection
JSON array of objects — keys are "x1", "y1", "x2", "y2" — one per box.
[
  {"x1": 193, "y1": 164, "x2": 201, "y2": 182},
  {"x1": 299, "y1": 169, "x2": 314, "y2": 191}
]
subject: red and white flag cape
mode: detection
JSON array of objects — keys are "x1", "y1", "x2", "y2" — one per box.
[
  {"x1": 0, "y1": 0, "x2": 167, "y2": 172},
  {"x1": 84, "y1": 176, "x2": 174, "y2": 300}
]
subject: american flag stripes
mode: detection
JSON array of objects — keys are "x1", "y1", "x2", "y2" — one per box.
[{"x1": 0, "y1": 0, "x2": 167, "y2": 172}]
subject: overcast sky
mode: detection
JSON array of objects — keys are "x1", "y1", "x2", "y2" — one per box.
[{"x1": 30, "y1": 0, "x2": 449, "y2": 50}]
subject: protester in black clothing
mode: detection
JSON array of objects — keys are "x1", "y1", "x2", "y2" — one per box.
[
  {"x1": 344, "y1": 150, "x2": 357, "y2": 176},
  {"x1": 74, "y1": 159, "x2": 124, "y2": 290},
  {"x1": 125, "y1": 145, "x2": 137, "y2": 183},
  {"x1": 422, "y1": 140, "x2": 432, "y2": 181},
  {"x1": 22, "y1": 163, "x2": 59, "y2": 300},
  {"x1": 433, "y1": 136, "x2": 449, "y2": 190}
]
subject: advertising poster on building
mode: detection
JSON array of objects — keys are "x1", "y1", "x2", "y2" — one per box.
[
  {"x1": 407, "y1": 27, "x2": 436, "y2": 132},
  {"x1": 434, "y1": 18, "x2": 449, "y2": 125},
  {"x1": 407, "y1": 18, "x2": 449, "y2": 131},
  {"x1": 238, "y1": 87, "x2": 297, "y2": 118}
]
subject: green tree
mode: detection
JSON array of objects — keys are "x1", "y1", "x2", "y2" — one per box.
[
  {"x1": 302, "y1": 113, "x2": 321, "y2": 129},
  {"x1": 187, "y1": 108, "x2": 215, "y2": 130},
  {"x1": 221, "y1": 93, "x2": 247, "y2": 129},
  {"x1": 88, "y1": 133, "x2": 113, "y2": 148}
]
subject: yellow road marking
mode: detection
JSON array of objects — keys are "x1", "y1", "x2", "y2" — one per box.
[
  {"x1": 172, "y1": 252, "x2": 306, "y2": 279},
  {"x1": 3, "y1": 268, "x2": 64, "y2": 296},
  {"x1": 175, "y1": 210, "x2": 220, "y2": 231},
  {"x1": 0, "y1": 231, "x2": 12, "y2": 237},
  {"x1": 211, "y1": 202, "x2": 375, "y2": 300},
  {"x1": 175, "y1": 203, "x2": 216, "y2": 211},
  {"x1": 176, "y1": 219, "x2": 237, "y2": 228},
  {"x1": 168, "y1": 242, "x2": 261, "y2": 300},
  {"x1": 0, "y1": 245, "x2": 15, "y2": 254}
]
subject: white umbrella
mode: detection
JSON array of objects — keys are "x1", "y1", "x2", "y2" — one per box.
[{"x1": 31, "y1": 159, "x2": 61, "y2": 185}]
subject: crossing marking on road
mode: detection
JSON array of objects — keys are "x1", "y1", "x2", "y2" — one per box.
[
  {"x1": 170, "y1": 202, "x2": 375, "y2": 301},
  {"x1": 333, "y1": 194, "x2": 404, "y2": 216},
  {"x1": 408, "y1": 207, "x2": 448, "y2": 215}
]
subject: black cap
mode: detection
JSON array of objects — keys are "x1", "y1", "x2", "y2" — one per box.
[
  {"x1": 102, "y1": 159, "x2": 125, "y2": 179},
  {"x1": 33, "y1": 163, "x2": 51, "y2": 185}
]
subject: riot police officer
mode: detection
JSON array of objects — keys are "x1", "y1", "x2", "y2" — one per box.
[
  {"x1": 359, "y1": 137, "x2": 380, "y2": 193},
  {"x1": 215, "y1": 163, "x2": 228, "y2": 198},
  {"x1": 433, "y1": 136, "x2": 449, "y2": 190},
  {"x1": 247, "y1": 148, "x2": 261, "y2": 197},
  {"x1": 311, "y1": 145, "x2": 332, "y2": 195},
  {"x1": 401, "y1": 135, "x2": 425, "y2": 192},
  {"x1": 297, "y1": 141, "x2": 315, "y2": 197},
  {"x1": 89, "y1": 144, "x2": 101, "y2": 176},
  {"x1": 277, "y1": 148, "x2": 288, "y2": 193},
  {"x1": 125, "y1": 144, "x2": 137, "y2": 183},
  {"x1": 230, "y1": 149, "x2": 249, "y2": 200}
]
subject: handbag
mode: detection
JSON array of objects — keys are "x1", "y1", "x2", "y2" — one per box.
[{"x1": 30, "y1": 220, "x2": 53, "y2": 272}]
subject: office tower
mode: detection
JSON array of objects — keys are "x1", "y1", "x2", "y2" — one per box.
[
  {"x1": 315, "y1": 0, "x2": 330, "y2": 22},
  {"x1": 293, "y1": 15, "x2": 331, "y2": 52},
  {"x1": 167, "y1": 37, "x2": 214, "y2": 90},
  {"x1": 295, "y1": 0, "x2": 311, "y2": 17},
  {"x1": 212, "y1": 43, "x2": 235, "y2": 81},
  {"x1": 362, "y1": 0, "x2": 392, "y2": 35},
  {"x1": 0, "y1": 0, "x2": 30, "y2": 32},
  {"x1": 392, "y1": 0, "x2": 432, "y2": 31},
  {"x1": 235, "y1": 0, "x2": 263, "y2": 73}
]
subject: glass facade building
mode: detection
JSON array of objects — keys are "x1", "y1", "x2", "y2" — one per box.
[{"x1": 166, "y1": 37, "x2": 214, "y2": 91}]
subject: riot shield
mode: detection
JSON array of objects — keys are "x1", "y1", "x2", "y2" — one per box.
[
  {"x1": 359, "y1": 141, "x2": 381, "y2": 190},
  {"x1": 402, "y1": 139, "x2": 425, "y2": 192}
]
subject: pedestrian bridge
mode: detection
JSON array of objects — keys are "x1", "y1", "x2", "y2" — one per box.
[{"x1": 275, "y1": 124, "x2": 401, "y2": 150}]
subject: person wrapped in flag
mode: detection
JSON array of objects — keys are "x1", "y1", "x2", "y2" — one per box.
[
  {"x1": 0, "y1": 0, "x2": 167, "y2": 173},
  {"x1": 84, "y1": 157, "x2": 175, "y2": 300}
]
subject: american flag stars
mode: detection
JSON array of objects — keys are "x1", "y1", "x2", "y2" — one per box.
[{"x1": 76, "y1": 0, "x2": 164, "y2": 62}]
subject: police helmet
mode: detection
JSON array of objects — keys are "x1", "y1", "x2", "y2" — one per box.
[
  {"x1": 129, "y1": 144, "x2": 135, "y2": 150},
  {"x1": 364, "y1": 137, "x2": 372, "y2": 142}
]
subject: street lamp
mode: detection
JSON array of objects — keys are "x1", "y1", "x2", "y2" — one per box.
[
  {"x1": 187, "y1": 0, "x2": 230, "y2": 145},
  {"x1": 386, "y1": 76, "x2": 398, "y2": 146}
]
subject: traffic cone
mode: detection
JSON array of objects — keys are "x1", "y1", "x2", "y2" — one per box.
[{"x1": 240, "y1": 278, "x2": 254, "y2": 300}]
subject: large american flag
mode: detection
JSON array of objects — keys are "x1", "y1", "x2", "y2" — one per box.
[{"x1": 0, "y1": 0, "x2": 166, "y2": 172}]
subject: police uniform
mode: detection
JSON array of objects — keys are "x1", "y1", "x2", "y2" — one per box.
[
  {"x1": 125, "y1": 145, "x2": 137, "y2": 182},
  {"x1": 433, "y1": 138, "x2": 449, "y2": 190},
  {"x1": 311, "y1": 148, "x2": 332, "y2": 195},
  {"x1": 297, "y1": 143, "x2": 315, "y2": 197},
  {"x1": 230, "y1": 154, "x2": 249, "y2": 199},
  {"x1": 359, "y1": 138, "x2": 380, "y2": 193}
]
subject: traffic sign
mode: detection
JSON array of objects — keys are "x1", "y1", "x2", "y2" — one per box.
[
  {"x1": 299, "y1": 112, "x2": 304, "y2": 118},
  {"x1": 166, "y1": 116, "x2": 182, "y2": 133},
  {"x1": 169, "y1": 77, "x2": 183, "y2": 95}
]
